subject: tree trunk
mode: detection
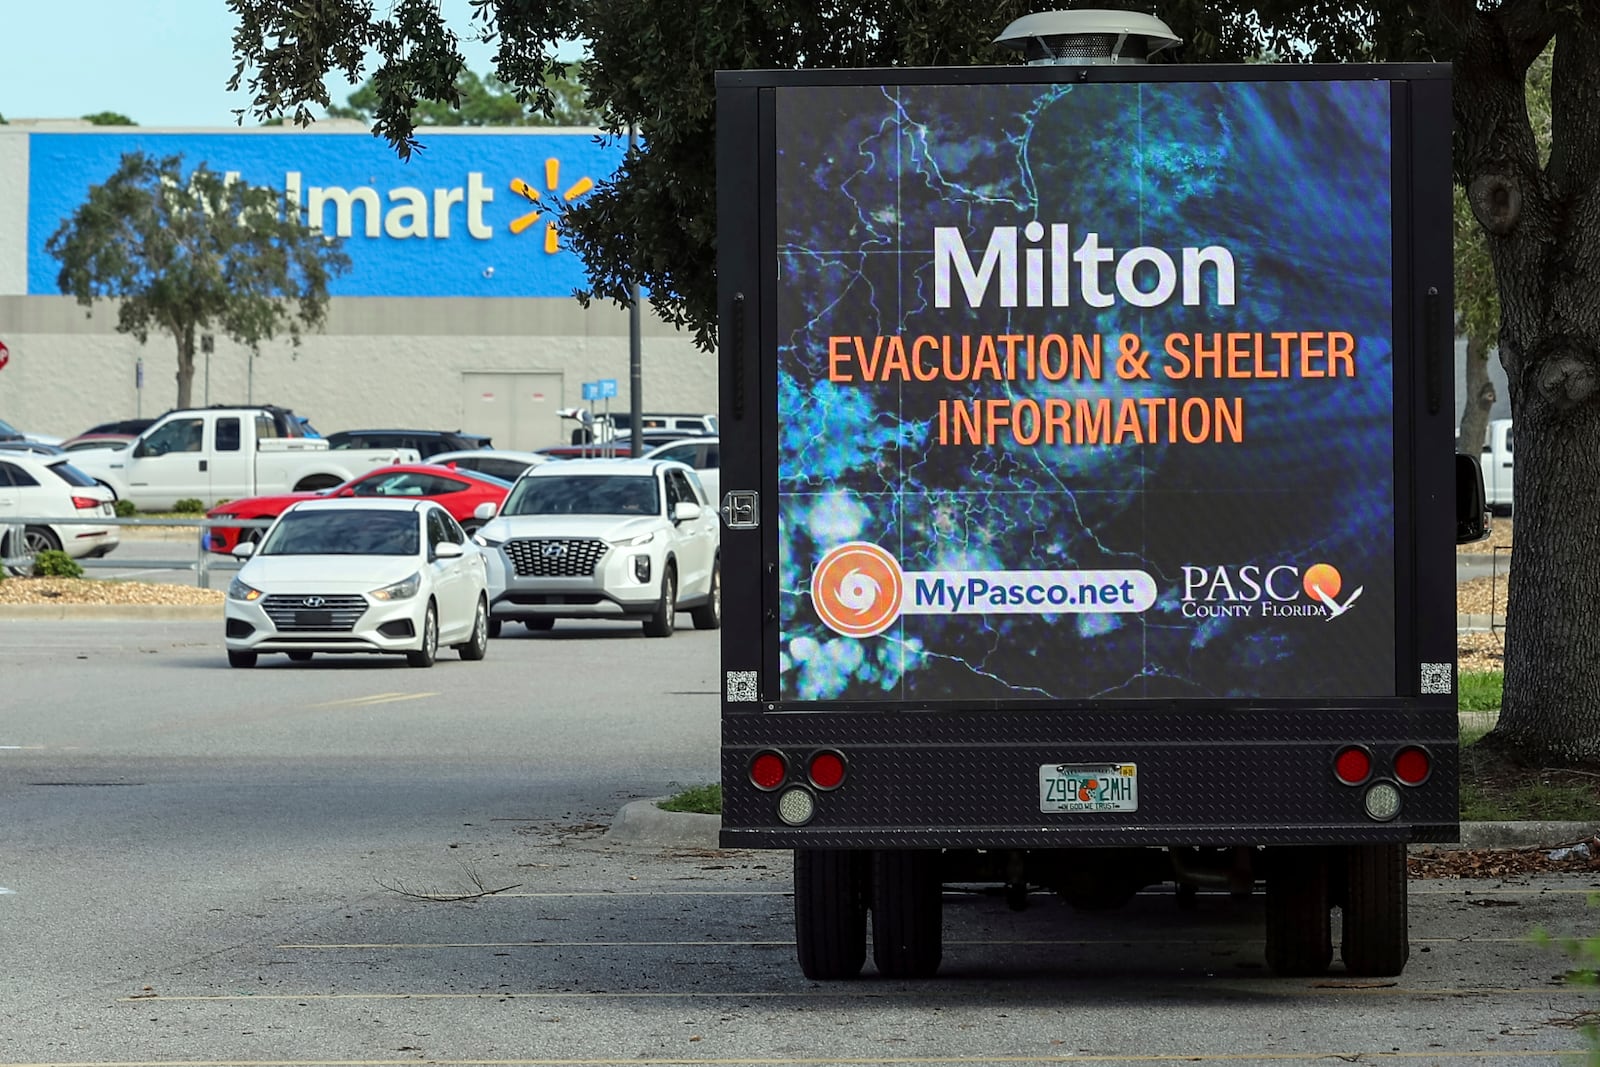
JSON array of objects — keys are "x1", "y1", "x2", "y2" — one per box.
[
  {"x1": 1468, "y1": 21, "x2": 1600, "y2": 766},
  {"x1": 1491, "y1": 391, "x2": 1600, "y2": 763},
  {"x1": 1457, "y1": 333, "x2": 1496, "y2": 455},
  {"x1": 174, "y1": 324, "x2": 195, "y2": 410}
]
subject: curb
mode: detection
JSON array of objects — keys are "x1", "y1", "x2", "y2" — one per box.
[
  {"x1": 602, "y1": 802, "x2": 1597, "y2": 855},
  {"x1": 604, "y1": 799, "x2": 721, "y2": 849},
  {"x1": 1452, "y1": 821, "x2": 1596, "y2": 849},
  {"x1": 0, "y1": 603, "x2": 222, "y2": 621}
]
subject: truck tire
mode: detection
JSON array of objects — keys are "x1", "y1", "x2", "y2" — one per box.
[
  {"x1": 1340, "y1": 843, "x2": 1409, "y2": 976},
  {"x1": 871, "y1": 849, "x2": 943, "y2": 979},
  {"x1": 1264, "y1": 846, "x2": 1332, "y2": 977},
  {"x1": 793, "y1": 849, "x2": 868, "y2": 980}
]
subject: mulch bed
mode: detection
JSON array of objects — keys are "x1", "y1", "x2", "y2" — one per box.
[{"x1": 1411, "y1": 838, "x2": 1600, "y2": 878}]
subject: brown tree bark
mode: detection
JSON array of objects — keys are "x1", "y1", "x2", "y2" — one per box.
[
  {"x1": 1455, "y1": 8, "x2": 1600, "y2": 764},
  {"x1": 174, "y1": 324, "x2": 195, "y2": 410},
  {"x1": 1458, "y1": 333, "x2": 1497, "y2": 455}
]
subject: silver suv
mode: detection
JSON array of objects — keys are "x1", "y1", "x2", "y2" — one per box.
[{"x1": 475, "y1": 458, "x2": 720, "y2": 637}]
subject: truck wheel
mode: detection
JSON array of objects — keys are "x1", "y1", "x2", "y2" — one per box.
[
  {"x1": 793, "y1": 849, "x2": 868, "y2": 980},
  {"x1": 1340, "y1": 843, "x2": 1409, "y2": 976},
  {"x1": 487, "y1": 617, "x2": 502, "y2": 639},
  {"x1": 1264, "y1": 847, "x2": 1332, "y2": 977},
  {"x1": 227, "y1": 650, "x2": 257, "y2": 669},
  {"x1": 871, "y1": 850, "x2": 943, "y2": 979}
]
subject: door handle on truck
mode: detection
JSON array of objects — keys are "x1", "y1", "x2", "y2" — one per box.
[{"x1": 199, "y1": 460, "x2": 208, "y2": 472}]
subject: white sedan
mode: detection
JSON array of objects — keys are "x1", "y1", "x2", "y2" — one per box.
[
  {"x1": 224, "y1": 498, "x2": 489, "y2": 669},
  {"x1": 0, "y1": 452, "x2": 120, "y2": 566}
]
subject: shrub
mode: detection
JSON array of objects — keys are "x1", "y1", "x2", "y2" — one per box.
[
  {"x1": 173, "y1": 498, "x2": 206, "y2": 514},
  {"x1": 114, "y1": 499, "x2": 137, "y2": 518},
  {"x1": 32, "y1": 550, "x2": 84, "y2": 578}
]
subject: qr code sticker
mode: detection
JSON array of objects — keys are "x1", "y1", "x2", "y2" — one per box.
[
  {"x1": 726, "y1": 670, "x2": 758, "y2": 703},
  {"x1": 1420, "y1": 663, "x2": 1453, "y2": 695}
]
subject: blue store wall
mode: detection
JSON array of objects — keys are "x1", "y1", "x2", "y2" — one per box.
[{"x1": 27, "y1": 129, "x2": 623, "y2": 299}]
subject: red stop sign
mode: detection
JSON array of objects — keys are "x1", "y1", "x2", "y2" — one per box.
[{"x1": 0, "y1": 341, "x2": 9, "y2": 371}]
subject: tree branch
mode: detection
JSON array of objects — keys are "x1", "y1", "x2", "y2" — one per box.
[{"x1": 1490, "y1": 0, "x2": 1565, "y2": 72}]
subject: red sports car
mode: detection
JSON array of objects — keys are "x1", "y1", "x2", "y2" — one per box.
[{"x1": 204, "y1": 463, "x2": 513, "y2": 554}]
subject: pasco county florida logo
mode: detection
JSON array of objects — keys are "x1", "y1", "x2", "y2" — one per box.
[{"x1": 1180, "y1": 561, "x2": 1363, "y2": 620}]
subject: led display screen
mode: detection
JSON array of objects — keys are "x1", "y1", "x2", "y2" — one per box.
[{"x1": 773, "y1": 79, "x2": 1396, "y2": 702}]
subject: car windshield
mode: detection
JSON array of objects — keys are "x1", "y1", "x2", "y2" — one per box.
[
  {"x1": 259, "y1": 509, "x2": 419, "y2": 556},
  {"x1": 0, "y1": 417, "x2": 20, "y2": 436},
  {"x1": 504, "y1": 474, "x2": 659, "y2": 516}
]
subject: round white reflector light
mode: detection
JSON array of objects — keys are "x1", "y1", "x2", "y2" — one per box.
[
  {"x1": 777, "y1": 787, "x2": 816, "y2": 826},
  {"x1": 1364, "y1": 781, "x2": 1402, "y2": 821}
]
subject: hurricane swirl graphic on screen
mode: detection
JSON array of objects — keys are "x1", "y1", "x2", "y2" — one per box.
[{"x1": 812, "y1": 543, "x2": 905, "y2": 638}]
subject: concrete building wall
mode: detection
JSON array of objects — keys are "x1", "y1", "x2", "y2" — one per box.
[{"x1": 0, "y1": 294, "x2": 716, "y2": 446}]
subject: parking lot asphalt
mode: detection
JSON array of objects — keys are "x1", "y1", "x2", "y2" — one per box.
[{"x1": 2, "y1": 608, "x2": 1586, "y2": 854}]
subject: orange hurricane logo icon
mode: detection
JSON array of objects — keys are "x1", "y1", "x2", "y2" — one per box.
[{"x1": 811, "y1": 542, "x2": 904, "y2": 638}]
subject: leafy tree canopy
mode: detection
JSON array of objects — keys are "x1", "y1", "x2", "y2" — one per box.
[
  {"x1": 46, "y1": 152, "x2": 352, "y2": 409},
  {"x1": 327, "y1": 67, "x2": 602, "y2": 127},
  {"x1": 228, "y1": 0, "x2": 1600, "y2": 763},
  {"x1": 81, "y1": 111, "x2": 137, "y2": 126}
]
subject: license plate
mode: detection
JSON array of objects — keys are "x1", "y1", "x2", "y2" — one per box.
[
  {"x1": 296, "y1": 610, "x2": 334, "y2": 628},
  {"x1": 1040, "y1": 763, "x2": 1138, "y2": 813}
]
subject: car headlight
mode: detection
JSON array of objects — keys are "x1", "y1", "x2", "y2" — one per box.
[
  {"x1": 227, "y1": 577, "x2": 264, "y2": 602},
  {"x1": 610, "y1": 530, "x2": 657, "y2": 547},
  {"x1": 370, "y1": 572, "x2": 422, "y2": 601},
  {"x1": 211, "y1": 512, "x2": 237, "y2": 521}
]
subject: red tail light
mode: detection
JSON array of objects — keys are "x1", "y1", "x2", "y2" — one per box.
[
  {"x1": 1394, "y1": 746, "x2": 1432, "y2": 785},
  {"x1": 750, "y1": 751, "x2": 787, "y2": 791},
  {"x1": 71, "y1": 496, "x2": 101, "y2": 510},
  {"x1": 807, "y1": 750, "x2": 847, "y2": 790},
  {"x1": 1334, "y1": 746, "x2": 1372, "y2": 785}
]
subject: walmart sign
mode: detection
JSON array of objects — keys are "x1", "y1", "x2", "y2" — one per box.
[{"x1": 25, "y1": 130, "x2": 624, "y2": 298}]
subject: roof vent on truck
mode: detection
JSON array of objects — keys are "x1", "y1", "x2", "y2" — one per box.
[{"x1": 994, "y1": 9, "x2": 1181, "y2": 65}]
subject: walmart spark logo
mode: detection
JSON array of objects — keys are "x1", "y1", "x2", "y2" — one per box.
[{"x1": 510, "y1": 158, "x2": 596, "y2": 253}]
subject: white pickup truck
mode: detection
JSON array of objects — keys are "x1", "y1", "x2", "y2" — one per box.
[
  {"x1": 70, "y1": 406, "x2": 420, "y2": 511},
  {"x1": 1477, "y1": 418, "x2": 1513, "y2": 513}
]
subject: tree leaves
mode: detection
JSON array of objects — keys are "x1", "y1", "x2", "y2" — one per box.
[{"x1": 44, "y1": 152, "x2": 351, "y2": 408}]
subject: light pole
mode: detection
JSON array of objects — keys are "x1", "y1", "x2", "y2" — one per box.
[{"x1": 628, "y1": 123, "x2": 643, "y2": 459}]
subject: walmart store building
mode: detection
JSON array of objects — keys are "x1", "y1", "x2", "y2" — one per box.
[{"x1": 0, "y1": 124, "x2": 713, "y2": 449}]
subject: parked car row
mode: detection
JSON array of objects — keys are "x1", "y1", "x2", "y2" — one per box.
[{"x1": 218, "y1": 453, "x2": 720, "y2": 668}]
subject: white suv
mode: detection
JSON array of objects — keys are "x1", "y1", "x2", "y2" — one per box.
[{"x1": 475, "y1": 458, "x2": 720, "y2": 637}]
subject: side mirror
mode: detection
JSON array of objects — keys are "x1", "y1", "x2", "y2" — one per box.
[
  {"x1": 1456, "y1": 452, "x2": 1490, "y2": 545},
  {"x1": 673, "y1": 501, "x2": 703, "y2": 523},
  {"x1": 232, "y1": 542, "x2": 256, "y2": 559},
  {"x1": 435, "y1": 541, "x2": 465, "y2": 558},
  {"x1": 131, "y1": 440, "x2": 149, "y2": 459},
  {"x1": 474, "y1": 501, "x2": 499, "y2": 520}
]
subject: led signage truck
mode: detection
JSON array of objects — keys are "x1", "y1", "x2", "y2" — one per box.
[{"x1": 715, "y1": 59, "x2": 1463, "y2": 981}]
